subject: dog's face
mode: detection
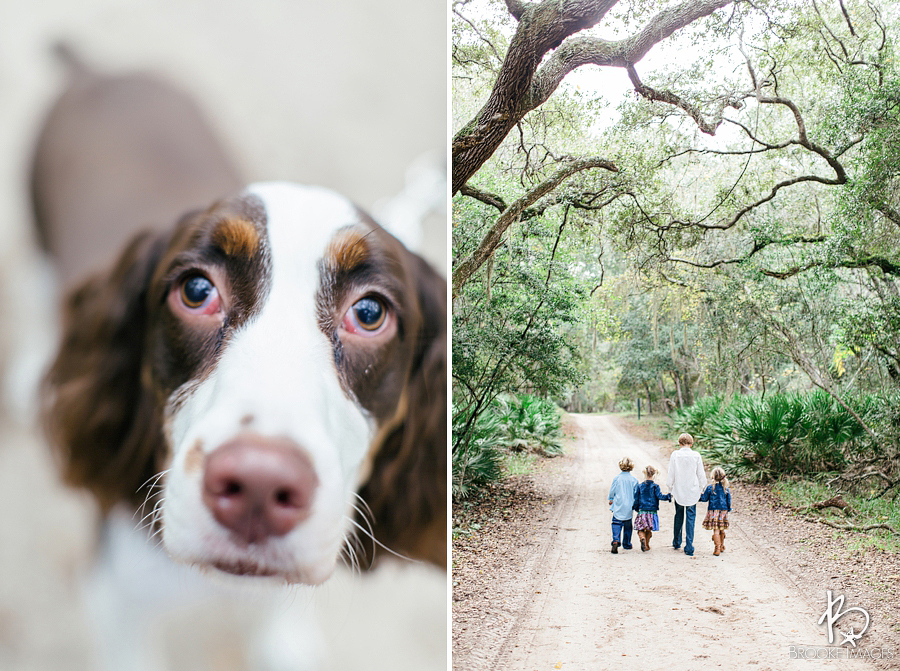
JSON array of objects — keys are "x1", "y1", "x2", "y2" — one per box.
[{"x1": 44, "y1": 182, "x2": 446, "y2": 584}]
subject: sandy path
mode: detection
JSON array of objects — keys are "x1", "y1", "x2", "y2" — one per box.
[{"x1": 491, "y1": 414, "x2": 873, "y2": 671}]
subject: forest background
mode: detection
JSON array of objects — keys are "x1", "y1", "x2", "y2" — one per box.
[{"x1": 451, "y1": 0, "x2": 900, "y2": 538}]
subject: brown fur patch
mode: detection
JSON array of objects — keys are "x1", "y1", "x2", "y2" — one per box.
[
  {"x1": 184, "y1": 439, "x2": 205, "y2": 475},
  {"x1": 326, "y1": 229, "x2": 369, "y2": 271},
  {"x1": 357, "y1": 392, "x2": 409, "y2": 486},
  {"x1": 212, "y1": 217, "x2": 259, "y2": 257}
]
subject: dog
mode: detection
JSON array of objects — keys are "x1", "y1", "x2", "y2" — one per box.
[{"x1": 32, "y1": 47, "x2": 446, "y2": 668}]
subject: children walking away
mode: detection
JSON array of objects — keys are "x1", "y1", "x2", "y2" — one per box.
[
  {"x1": 667, "y1": 433, "x2": 707, "y2": 556},
  {"x1": 608, "y1": 457, "x2": 639, "y2": 554},
  {"x1": 632, "y1": 465, "x2": 672, "y2": 551},
  {"x1": 700, "y1": 467, "x2": 732, "y2": 555}
]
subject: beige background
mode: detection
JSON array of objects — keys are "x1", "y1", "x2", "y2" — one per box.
[{"x1": 0, "y1": 1, "x2": 447, "y2": 669}]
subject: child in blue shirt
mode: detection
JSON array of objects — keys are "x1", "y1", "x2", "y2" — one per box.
[
  {"x1": 607, "y1": 457, "x2": 639, "y2": 554},
  {"x1": 700, "y1": 466, "x2": 732, "y2": 555}
]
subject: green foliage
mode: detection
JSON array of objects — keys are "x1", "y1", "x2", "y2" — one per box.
[
  {"x1": 453, "y1": 192, "x2": 585, "y2": 475},
  {"x1": 673, "y1": 391, "x2": 871, "y2": 481},
  {"x1": 453, "y1": 1, "x2": 900, "y2": 500},
  {"x1": 452, "y1": 393, "x2": 564, "y2": 500},
  {"x1": 667, "y1": 394, "x2": 724, "y2": 436},
  {"x1": 452, "y1": 404, "x2": 504, "y2": 500},
  {"x1": 493, "y1": 394, "x2": 564, "y2": 456}
]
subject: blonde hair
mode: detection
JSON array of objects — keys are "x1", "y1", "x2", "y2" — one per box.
[
  {"x1": 642, "y1": 465, "x2": 657, "y2": 480},
  {"x1": 678, "y1": 433, "x2": 694, "y2": 446},
  {"x1": 711, "y1": 466, "x2": 730, "y2": 490},
  {"x1": 618, "y1": 457, "x2": 634, "y2": 472}
]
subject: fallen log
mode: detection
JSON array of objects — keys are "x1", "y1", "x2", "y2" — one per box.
[{"x1": 803, "y1": 517, "x2": 898, "y2": 535}]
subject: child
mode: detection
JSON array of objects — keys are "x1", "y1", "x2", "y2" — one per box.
[
  {"x1": 632, "y1": 465, "x2": 672, "y2": 551},
  {"x1": 699, "y1": 467, "x2": 732, "y2": 555},
  {"x1": 608, "y1": 457, "x2": 639, "y2": 554}
]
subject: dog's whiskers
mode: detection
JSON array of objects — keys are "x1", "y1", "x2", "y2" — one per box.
[
  {"x1": 347, "y1": 499, "x2": 377, "y2": 565},
  {"x1": 345, "y1": 515, "x2": 416, "y2": 564},
  {"x1": 351, "y1": 491, "x2": 374, "y2": 521},
  {"x1": 133, "y1": 469, "x2": 170, "y2": 530}
]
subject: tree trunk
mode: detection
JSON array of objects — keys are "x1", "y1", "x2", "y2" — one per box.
[
  {"x1": 672, "y1": 371, "x2": 684, "y2": 408},
  {"x1": 642, "y1": 381, "x2": 653, "y2": 415}
]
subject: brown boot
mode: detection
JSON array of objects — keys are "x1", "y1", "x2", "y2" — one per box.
[
  {"x1": 720, "y1": 530, "x2": 726, "y2": 552},
  {"x1": 713, "y1": 531, "x2": 721, "y2": 556},
  {"x1": 638, "y1": 531, "x2": 648, "y2": 552},
  {"x1": 645, "y1": 530, "x2": 652, "y2": 549}
]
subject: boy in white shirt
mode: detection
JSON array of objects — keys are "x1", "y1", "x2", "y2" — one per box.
[{"x1": 666, "y1": 433, "x2": 706, "y2": 556}]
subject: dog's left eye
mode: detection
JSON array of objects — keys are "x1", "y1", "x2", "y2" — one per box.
[{"x1": 342, "y1": 296, "x2": 389, "y2": 336}]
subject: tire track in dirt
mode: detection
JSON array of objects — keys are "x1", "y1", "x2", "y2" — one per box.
[
  {"x1": 487, "y1": 414, "x2": 876, "y2": 671},
  {"x1": 456, "y1": 442, "x2": 581, "y2": 671}
]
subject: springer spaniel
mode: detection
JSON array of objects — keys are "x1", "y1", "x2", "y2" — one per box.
[
  {"x1": 32, "y1": 47, "x2": 445, "y2": 668},
  {"x1": 44, "y1": 183, "x2": 446, "y2": 579}
]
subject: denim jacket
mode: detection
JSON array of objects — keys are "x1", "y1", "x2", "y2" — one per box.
[
  {"x1": 632, "y1": 480, "x2": 672, "y2": 512},
  {"x1": 699, "y1": 483, "x2": 731, "y2": 511}
]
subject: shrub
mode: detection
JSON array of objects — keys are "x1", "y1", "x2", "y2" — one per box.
[
  {"x1": 668, "y1": 394, "x2": 724, "y2": 439},
  {"x1": 676, "y1": 391, "x2": 871, "y2": 482},
  {"x1": 494, "y1": 394, "x2": 563, "y2": 456},
  {"x1": 452, "y1": 405, "x2": 504, "y2": 500},
  {"x1": 452, "y1": 393, "x2": 564, "y2": 499}
]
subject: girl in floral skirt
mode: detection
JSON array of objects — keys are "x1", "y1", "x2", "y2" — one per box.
[
  {"x1": 632, "y1": 465, "x2": 672, "y2": 551},
  {"x1": 699, "y1": 467, "x2": 731, "y2": 555}
]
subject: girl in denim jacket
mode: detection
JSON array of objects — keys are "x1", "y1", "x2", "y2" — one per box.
[
  {"x1": 631, "y1": 465, "x2": 672, "y2": 551},
  {"x1": 699, "y1": 467, "x2": 731, "y2": 555}
]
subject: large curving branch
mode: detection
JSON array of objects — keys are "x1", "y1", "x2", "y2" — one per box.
[
  {"x1": 452, "y1": 156, "x2": 618, "y2": 298},
  {"x1": 459, "y1": 182, "x2": 621, "y2": 217},
  {"x1": 660, "y1": 85, "x2": 849, "y2": 233},
  {"x1": 626, "y1": 65, "x2": 746, "y2": 135},
  {"x1": 459, "y1": 183, "x2": 507, "y2": 212},
  {"x1": 527, "y1": 0, "x2": 734, "y2": 110},
  {"x1": 452, "y1": 0, "x2": 734, "y2": 194},
  {"x1": 760, "y1": 255, "x2": 900, "y2": 279},
  {"x1": 667, "y1": 235, "x2": 828, "y2": 269},
  {"x1": 666, "y1": 236, "x2": 900, "y2": 280}
]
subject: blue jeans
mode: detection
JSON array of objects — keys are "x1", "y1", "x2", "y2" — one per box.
[
  {"x1": 672, "y1": 503, "x2": 696, "y2": 555},
  {"x1": 611, "y1": 517, "x2": 633, "y2": 549}
]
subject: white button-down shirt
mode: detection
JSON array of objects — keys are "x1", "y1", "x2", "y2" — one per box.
[{"x1": 666, "y1": 446, "x2": 706, "y2": 506}]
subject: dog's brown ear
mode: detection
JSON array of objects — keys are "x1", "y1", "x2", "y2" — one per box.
[
  {"x1": 42, "y1": 231, "x2": 168, "y2": 512},
  {"x1": 356, "y1": 253, "x2": 447, "y2": 569}
]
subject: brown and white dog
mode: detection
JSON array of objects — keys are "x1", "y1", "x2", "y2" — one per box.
[{"x1": 34, "y1": 47, "x2": 445, "y2": 620}]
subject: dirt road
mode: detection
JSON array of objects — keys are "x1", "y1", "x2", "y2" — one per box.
[{"x1": 482, "y1": 415, "x2": 875, "y2": 671}]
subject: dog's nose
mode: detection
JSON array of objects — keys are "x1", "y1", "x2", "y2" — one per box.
[{"x1": 202, "y1": 438, "x2": 317, "y2": 545}]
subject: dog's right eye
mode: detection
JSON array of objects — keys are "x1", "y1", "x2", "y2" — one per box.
[
  {"x1": 182, "y1": 275, "x2": 214, "y2": 308},
  {"x1": 174, "y1": 273, "x2": 221, "y2": 315}
]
